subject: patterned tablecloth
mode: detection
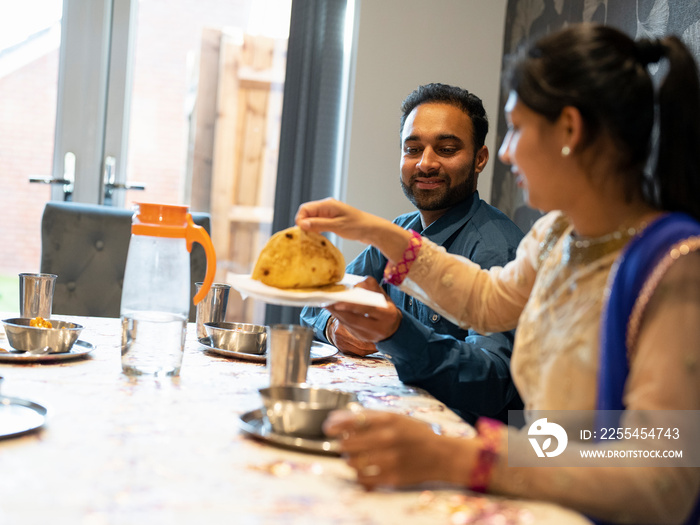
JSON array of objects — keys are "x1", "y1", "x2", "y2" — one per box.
[{"x1": 0, "y1": 314, "x2": 591, "y2": 525}]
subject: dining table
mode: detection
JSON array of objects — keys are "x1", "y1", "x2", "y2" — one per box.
[{"x1": 0, "y1": 312, "x2": 592, "y2": 525}]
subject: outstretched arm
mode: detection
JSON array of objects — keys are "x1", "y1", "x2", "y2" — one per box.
[{"x1": 297, "y1": 199, "x2": 551, "y2": 334}]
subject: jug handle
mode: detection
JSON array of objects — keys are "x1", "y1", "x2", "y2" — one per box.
[{"x1": 185, "y1": 215, "x2": 217, "y2": 305}]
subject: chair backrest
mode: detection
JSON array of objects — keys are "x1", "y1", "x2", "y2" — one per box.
[{"x1": 40, "y1": 202, "x2": 211, "y2": 321}]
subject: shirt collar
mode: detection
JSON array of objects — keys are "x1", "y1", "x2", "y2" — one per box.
[{"x1": 409, "y1": 191, "x2": 480, "y2": 244}]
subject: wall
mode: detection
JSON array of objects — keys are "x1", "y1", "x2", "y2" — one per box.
[
  {"x1": 340, "y1": 0, "x2": 508, "y2": 260},
  {"x1": 491, "y1": 0, "x2": 700, "y2": 232}
]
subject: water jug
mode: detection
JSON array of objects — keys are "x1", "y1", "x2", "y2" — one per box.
[{"x1": 120, "y1": 203, "x2": 216, "y2": 376}]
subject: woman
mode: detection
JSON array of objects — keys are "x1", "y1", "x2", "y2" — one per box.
[{"x1": 295, "y1": 24, "x2": 700, "y2": 524}]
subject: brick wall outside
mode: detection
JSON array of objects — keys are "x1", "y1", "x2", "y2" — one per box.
[
  {"x1": 0, "y1": 50, "x2": 57, "y2": 276},
  {"x1": 0, "y1": 0, "x2": 260, "y2": 278}
]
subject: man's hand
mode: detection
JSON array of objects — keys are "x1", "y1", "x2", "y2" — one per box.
[
  {"x1": 326, "y1": 317, "x2": 378, "y2": 357},
  {"x1": 325, "y1": 277, "x2": 402, "y2": 356}
]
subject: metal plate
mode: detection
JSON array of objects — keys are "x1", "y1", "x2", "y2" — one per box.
[
  {"x1": 199, "y1": 338, "x2": 338, "y2": 364},
  {"x1": 0, "y1": 396, "x2": 48, "y2": 439},
  {"x1": 238, "y1": 408, "x2": 340, "y2": 456},
  {"x1": 0, "y1": 340, "x2": 95, "y2": 363}
]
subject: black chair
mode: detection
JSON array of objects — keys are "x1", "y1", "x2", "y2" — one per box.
[{"x1": 40, "y1": 202, "x2": 211, "y2": 321}]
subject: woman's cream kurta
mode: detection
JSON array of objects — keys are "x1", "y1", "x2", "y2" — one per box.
[{"x1": 399, "y1": 211, "x2": 700, "y2": 523}]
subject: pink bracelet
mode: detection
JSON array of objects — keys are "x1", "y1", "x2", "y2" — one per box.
[
  {"x1": 468, "y1": 417, "x2": 503, "y2": 493},
  {"x1": 383, "y1": 230, "x2": 423, "y2": 285}
]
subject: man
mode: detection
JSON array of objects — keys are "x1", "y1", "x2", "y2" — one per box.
[{"x1": 301, "y1": 83, "x2": 524, "y2": 423}]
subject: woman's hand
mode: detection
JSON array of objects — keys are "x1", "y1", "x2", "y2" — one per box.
[
  {"x1": 323, "y1": 409, "x2": 477, "y2": 490},
  {"x1": 296, "y1": 198, "x2": 414, "y2": 262},
  {"x1": 296, "y1": 198, "x2": 382, "y2": 243}
]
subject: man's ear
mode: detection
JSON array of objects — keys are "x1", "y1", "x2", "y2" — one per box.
[{"x1": 474, "y1": 145, "x2": 489, "y2": 174}]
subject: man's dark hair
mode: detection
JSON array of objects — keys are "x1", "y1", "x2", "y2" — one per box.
[{"x1": 400, "y1": 83, "x2": 489, "y2": 150}]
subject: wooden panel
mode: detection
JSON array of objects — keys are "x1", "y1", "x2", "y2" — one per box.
[
  {"x1": 187, "y1": 27, "x2": 222, "y2": 212},
  {"x1": 236, "y1": 89, "x2": 268, "y2": 207},
  {"x1": 209, "y1": 33, "x2": 242, "y2": 282},
  {"x1": 189, "y1": 30, "x2": 286, "y2": 324}
]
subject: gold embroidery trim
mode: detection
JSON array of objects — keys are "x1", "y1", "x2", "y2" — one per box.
[
  {"x1": 537, "y1": 215, "x2": 569, "y2": 265},
  {"x1": 627, "y1": 236, "x2": 700, "y2": 356}
]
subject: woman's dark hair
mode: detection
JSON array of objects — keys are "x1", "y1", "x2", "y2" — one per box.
[
  {"x1": 400, "y1": 83, "x2": 489, "y2": 151},
  {"x1": 505, "y1": 24, "x2": 700, "y2": 220}
]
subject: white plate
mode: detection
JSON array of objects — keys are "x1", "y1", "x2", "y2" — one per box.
[
  {"x1": 227, "y1": 273, "x2": 388, "y2": 308},
  {"x1": 199, "y1": 338, "x2": 338, "y2": 363},
  {"x1": 0, "y1": 340, "x2": 95, "y2": 363}
]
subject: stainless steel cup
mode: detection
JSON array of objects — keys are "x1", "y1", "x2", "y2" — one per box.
[
  {"x1": 195, "y1": 282, "x2": 231, "y2": 339},
  {"x1": 267, "y1": 324, "x2": 313, "y2": 386},
  {"x1": 19, "y1": 273, "x2": 57, "y2": 319}
]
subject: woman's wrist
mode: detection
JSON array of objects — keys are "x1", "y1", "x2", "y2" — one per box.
[
  {"x1": 383, "y1": 230, "x2": 423, "y2": 285},
  {"x1": 427, "y1": 433, "x2": 482, "y2": 488},
  {"x1": 467, "y1": 418, "x2": 504, "y2": 492},
  {"x1": 364, "y1": 220, "x2": 416, "y2": 263}
]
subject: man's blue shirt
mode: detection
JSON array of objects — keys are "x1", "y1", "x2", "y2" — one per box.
[{"x1": 300, "y1": 192, "x2": 524, "y2": 423}]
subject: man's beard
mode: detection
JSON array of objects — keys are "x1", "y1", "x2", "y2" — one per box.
[{"x1": 400, "y1": 164, "x2": 476, "y2": 211}]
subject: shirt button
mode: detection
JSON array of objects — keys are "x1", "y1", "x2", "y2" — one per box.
[
  {"x1": 430, "y1": 314, "x2": 439, "y2": 323},
  {"x1": 408, "y1": 298, "x2": 413, "y2": 306}
]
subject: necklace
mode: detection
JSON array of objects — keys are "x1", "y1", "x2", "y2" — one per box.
[{"x1": 562, "y1": 222, "x2": 647, "y2": 265}]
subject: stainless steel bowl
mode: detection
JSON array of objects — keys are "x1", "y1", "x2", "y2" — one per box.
[
  {"x1": 2, "y1": 317, "x2": 84, "y2": 354},
  {"x1": 259, "y1": 385, "x2": 360, "y2": 438},
  {"x1": 204, "y1": 322, "x2": 267, "y2": 355}
]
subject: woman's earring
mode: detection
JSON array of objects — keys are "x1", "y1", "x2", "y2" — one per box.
[{"x1": 561, "y1": 145, "x2": 571, "y2": 157}]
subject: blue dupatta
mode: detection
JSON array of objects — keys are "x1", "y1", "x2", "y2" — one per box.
[{"x1": 597, "y1": 212, "x2": 700, "y2": 525}]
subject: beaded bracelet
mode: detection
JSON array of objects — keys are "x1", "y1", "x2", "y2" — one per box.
[
  {"x1": 468, "y1": 417, "x2": 503, "y2": 493},
  {"x1": 383, "y1": 229, "x2": 423, "y2": 286}
]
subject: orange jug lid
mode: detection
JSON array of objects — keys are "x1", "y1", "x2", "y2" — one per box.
[{"x1": 133, "y1": 203, "x2": 189, "y2": 226}]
